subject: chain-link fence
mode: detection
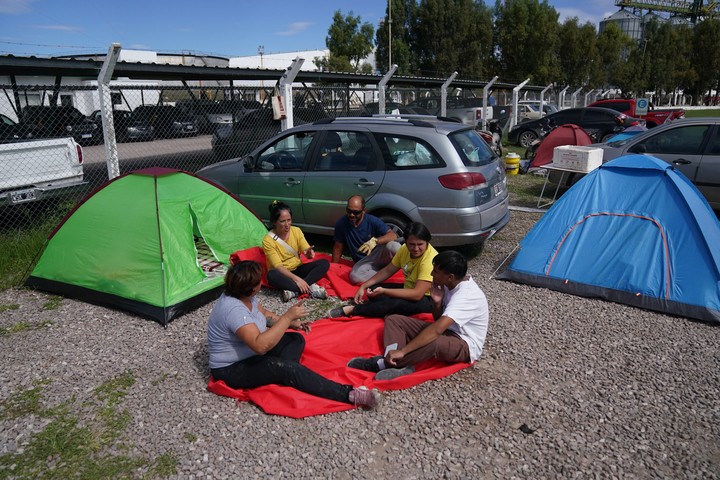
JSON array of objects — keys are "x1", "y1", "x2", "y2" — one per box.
[{"x1": 0, "y1": 79, "x2": 527, "y2": 285}]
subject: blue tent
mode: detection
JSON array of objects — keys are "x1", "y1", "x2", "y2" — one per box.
[{"x1": 499, "y1": 154, "x2": 720, "y2": 323}]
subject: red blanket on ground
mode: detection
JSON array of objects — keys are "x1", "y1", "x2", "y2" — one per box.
[
  {"x1": 229, "y1": 248, "x2": 404, "y2": 299},
  {"x1": 207, "y1": 314, "x2": 472, "y2": 418}
]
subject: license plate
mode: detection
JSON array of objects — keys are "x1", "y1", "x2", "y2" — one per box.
[
  {"x1": 81, "y1": 133, "x2": 92, "y2": 139},
  {"x1": 10, "y1": 189, "x2": 36, "y2": 204},
  {"x1": 493, "y1": 182, "x2": 502, "y2": 197}
]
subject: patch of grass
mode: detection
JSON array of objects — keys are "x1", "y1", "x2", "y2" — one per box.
[
  {"x1": 0, "y1": 371, "x2": 177, "y2": 479},
  {"x1": 0, "y1": 320, "x2": 53, "y2": 337},
  {"x1": 0, "y1": 303, "x2": 20, "y2": 313},
  {"x1": 42, "y1": 295, "x2": 63, "y2": 310},
  {"x1": 0, "y1": 379, "x2": 52, "y2": 418},
  {"x1": 184, "y1": 432, "x2": 198, "y2": 443},
  {"x1": 683, "y1": 108, "x2": 720, "y2": 117}
]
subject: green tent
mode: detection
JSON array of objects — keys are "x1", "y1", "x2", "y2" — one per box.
[{"x1": 26, "y1": 168, "x2": 267, "y2": 326}]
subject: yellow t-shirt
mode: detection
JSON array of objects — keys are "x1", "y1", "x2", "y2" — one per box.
[
  {"x1": 391, "y1": 243, "x2": 438, "y2": 291},
  {"x1": 262, "y1": 226, "x2": 311, "y2": 271}
]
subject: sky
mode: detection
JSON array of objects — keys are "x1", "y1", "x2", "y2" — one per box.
[{"x1": 0, "y1": 0, "x2": 620, "y2": 58}]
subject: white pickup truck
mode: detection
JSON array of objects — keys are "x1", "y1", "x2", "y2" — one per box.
[{"x1": 0, "y1": 137, "x2": 86, "y2": 206}]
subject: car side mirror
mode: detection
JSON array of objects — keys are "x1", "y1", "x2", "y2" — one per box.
[{"x1": 242, "y1": 157, "x2": 254, "y2": 172}]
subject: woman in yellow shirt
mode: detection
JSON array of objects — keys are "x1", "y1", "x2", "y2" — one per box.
[
  {"x1": 262, "y1": 201, "x2": 329, "y2": 302},
  {"x1": 328, "y1": 222, "x2": 437, "y2": 319}
]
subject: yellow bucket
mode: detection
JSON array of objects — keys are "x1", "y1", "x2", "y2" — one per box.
[{"x1": 504, "y1": 153, "x2": 520, "y2": 175}]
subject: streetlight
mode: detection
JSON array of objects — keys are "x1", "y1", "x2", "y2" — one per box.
[
  {"x1": 258, "y1": 45, "x2": 265, "y2": 101},
  {"x1": 388, "y1": 1, "x2": 392, "y2": 71}
]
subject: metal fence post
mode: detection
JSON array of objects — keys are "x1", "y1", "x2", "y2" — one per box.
[
  {"x1": 481, "y1": 76, "x2": 498, "y2": 130},
  {"x1": 279, "y1": 57, "x2": 304, "y2": 131},
  {"x1": 97, "y1": 43, "x2": 122, "y2": 179},
  {"x1": 378, "y1": 64, "x2": 398, "y2": 115},
  {"x1": 540, "y1": 83, "x2": 553, "y2": 115},
  {"x1": 510, "y1": 78, "x2": 530, "y2": 130},
  {"x1": 440, "y1": 72, "x2": 457, "y2": 118},
  {"x1": 558, "y1": 86, "x2": 569, "y2": 109},
  {"x1": 571, "y1": 87, "x2": 583, "y2": 108}
]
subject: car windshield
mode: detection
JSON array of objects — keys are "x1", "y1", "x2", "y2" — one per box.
[{"x1": 449, "y1": 129, "x2": 496, "y2": 166}]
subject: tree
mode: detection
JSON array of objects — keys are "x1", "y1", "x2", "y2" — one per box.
[
  {"x1": 321, "y1": 10, "x2": 375, "y2": 73},
  {"x1": 375, "y1": 0, "x2": 419, "y2": 75},
  {"x1": 558, "y1": 18, "x2": 599, "y2": 88},
  {"x1": 594, "y1": 21, "x2": 634, "y2": 90},
  {"x1": 494, "y1": 0, "x2": 560, "y2": 84},
  {"x1": 413, "y1": 0, "x2": 494, "y2": 78},
  {"x1": 691, "y1": 18, "x2": 720, "y2": 104}
]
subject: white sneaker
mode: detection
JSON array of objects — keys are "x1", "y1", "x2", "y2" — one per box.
[
  {"x1": 282, "y1": 290, "x2": 298, "y2": 302},
  {"x1": 310, "y1": 283, "x2": 327, "y2": 300}
]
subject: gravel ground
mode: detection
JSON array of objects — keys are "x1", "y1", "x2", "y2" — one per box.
[{"x1": 1, "y1": 209, "x2": 718, "y2": 479}]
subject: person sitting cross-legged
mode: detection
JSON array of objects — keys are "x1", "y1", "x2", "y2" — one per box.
[{"x1": 346, "y1": 250, "x2": 489, "y2": 381}]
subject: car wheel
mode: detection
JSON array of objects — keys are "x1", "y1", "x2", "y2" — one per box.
[
  {"x1": 376, "y1": 213, "x2": 409, "y2": 241},
  {"x1": 518, "y1": 130, "x2": 538, "y2": 148}
]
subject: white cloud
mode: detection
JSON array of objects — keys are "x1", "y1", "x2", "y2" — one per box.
[
  {"x1": 32, "y1": 24, "x2": 81, "y2": 33},
  {"x1": 0, "y1": 0, "x2": 35, "y2": 14},
  {"x1": 276, "y1": 22, "x2": 312, "y2": 36}
]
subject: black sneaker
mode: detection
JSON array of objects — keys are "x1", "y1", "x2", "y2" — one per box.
[
  {"x1": 375, "y1": 365, "x2": 415, "y2": 381},
  {"x1": 347, "y1": 355, "x2": 383, "y2": 372}
]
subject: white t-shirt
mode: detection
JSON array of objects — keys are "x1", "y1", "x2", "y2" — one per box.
[{"x1": 442, "y1": 276, "x2": 489, "y2": 362}]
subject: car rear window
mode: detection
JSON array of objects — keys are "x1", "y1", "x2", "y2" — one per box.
[
  {"x1": 449, "y1": 130, "x2": 496, "y2": 166},
  {"x1": 380, "y1": 134, "x2": 443, "y2": 168}
]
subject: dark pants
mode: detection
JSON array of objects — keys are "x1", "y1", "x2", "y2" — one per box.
[
  {"x1": 383, "y1": 314, "x2": 470, "y2": 368},
  {"x1": 266, "y1": 259, "x2": 330, "y2": 292},
  {"x1": 353, "y1": 293, "x2": 433, "y2": 319},
  {"x1": 210, "y1": 332, "x2": 352, "y2": 404}
]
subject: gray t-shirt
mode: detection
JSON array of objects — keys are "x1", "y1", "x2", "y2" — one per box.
[{"x1": 207, "y1": 293, "x2": 266, "y2": 369}]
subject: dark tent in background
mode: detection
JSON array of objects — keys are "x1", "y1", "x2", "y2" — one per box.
[
  {"x1": 528, "y1": 124, "x2": 594, "y2": 170},
  {"x1": 26, "y1": 168, "x2": 267, "y2": 326},
  {"x1": 499, "y1": 155, "x2": 720, "y2": 323}
]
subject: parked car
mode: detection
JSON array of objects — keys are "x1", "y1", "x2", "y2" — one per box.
[
  {"x1": 508, "y1": 107, "x2": 642, "y2": 148},
  {"x1": 0, "y1": 113, "x2": 39, "y2": 143},
  {"x1": 361, "y1": 102, "x2": 432, "y2": 115},
  {"x1": 21, "y1": 105, "x2": 101, "y2": 146},
  {"x1": 175, "y1": 99, "x2": 233, "y2": 134},
  {"x1": 587, "y1": 98, "x2": 685, "y2": 128},
  {"x1": 594, "y1": 117, "x2": 720, "y2": 210},
  {"x1": 199, "y1": 115, "x2": 510, "y2": 247},
  {"x1": 132, "y1": 105, "x2": 197, "y2": 138},
  {"x1": 519, "y1": 100, "x2": 558, "y2": 115},
  {"x1": 217, "y1": 99, "x2": 262, "y2": 120},
  {"x1": 91, "y1": 109, "x2": 154, "y2": 142},
  {"x1": 516, "y1": 103, "x2": 544, "y2": 122},
  {"x1": 408, "y1": 97, "x2": 492, "y2": 127},
  {"x1": 212, "y1": 107, "x2": 323, "y2": 161}
]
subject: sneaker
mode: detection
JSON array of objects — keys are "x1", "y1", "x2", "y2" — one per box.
[
  {"x1": 347, "y1": 355, "x2": 383, "y2": 372},
  {"x1": 349, "y1": 386, "x2": 382, "y2": 409},
  {"x1": 310, "y1": 283, "x2": 327, "y2": 300},
  {"x1": 328, "y1": 306, "x2": 347, "y2": 318},
  {"x1": 282, "y1": 290, "x2": 298, "y2": 302},
  {"x1": 375, "y1": 365, "x2": 415, "y2": 381}
]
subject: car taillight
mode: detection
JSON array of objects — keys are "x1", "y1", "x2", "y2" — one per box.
[
  {"x1": 438, "y1": 172, "x2": 486, "y2": 190},
  {"x1": 76, "y1": 144, "x2": 83, "y2": 164},
  {"x1": 476, "y1": 110, "x2": 483, "y2": 120}
]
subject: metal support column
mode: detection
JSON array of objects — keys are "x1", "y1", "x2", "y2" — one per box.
[
  {"x1": 279, "y1": 57, "x2": 304, "y2": 130},
  {"x1": 440, "y1": 72, "x2": 458, "y2": 117},
  {"x1": 97, "y1": 43, "x2": 122, "y2": 180},
  {"x1": 570, "y1": 87, "x2": 583, "y2": 108},
  {"x1": 540, "y1": 83, "x2": 553, "y2": 116},
  {"x1": 558, "y1": 86, "x2": 569, "y2": 110},
  {"x1": 510, "y1": 78, "x2": 530, "y2": 130},
  {"x1": 481, "y1": 76, "x2": 498, "y2": 130},
  {"x1": 378, "y1": 64, "x2": 398, "y2": 115}
]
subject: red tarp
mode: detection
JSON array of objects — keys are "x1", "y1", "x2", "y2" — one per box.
[
  {"x1": 207, "y1": 314, "x2": 472, "y2": 418},
  {"x1": 229, "y1": 248, "x2": 404, "y2": 299}
]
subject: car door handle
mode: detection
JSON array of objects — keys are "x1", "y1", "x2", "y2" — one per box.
[
  {"x1": 673, "y1": 158, "x2": 692, "y2": 165},
  {"x1": 284, "y1": 178, "x2": 301, "y2": 185},
  {"x1": 355, "y1": 180, "x2": 376, "y2": 186}
]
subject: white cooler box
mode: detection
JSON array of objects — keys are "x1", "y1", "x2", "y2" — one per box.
[{"x1": 552, "y1": 146, "x2": 603, "y2": 172}]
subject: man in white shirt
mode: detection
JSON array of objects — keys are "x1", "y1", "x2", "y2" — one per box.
[{"x1": 347, "y1": 250, "x2": 489, "y2": 380}]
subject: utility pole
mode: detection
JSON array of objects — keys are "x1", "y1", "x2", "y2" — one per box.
[
  {"x1": 388, "y1": 0, "x2": 392, "y2": 71},
  {"x1": 258, "y1": 45, "x2": 265, "y2": 101}
]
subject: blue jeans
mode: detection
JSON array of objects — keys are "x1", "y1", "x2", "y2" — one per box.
[{"x1": 210, "y1": 332, "x2": 353, "y2": 404}]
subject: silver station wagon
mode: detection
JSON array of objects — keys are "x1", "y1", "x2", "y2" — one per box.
[{"x1": 198, "y1": 115, "x2": 510, "y2": 246}]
